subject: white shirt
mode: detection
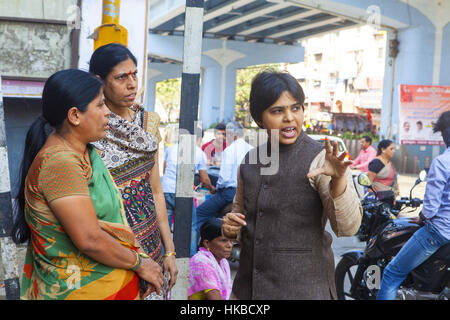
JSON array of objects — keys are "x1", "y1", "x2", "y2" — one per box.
[
  {"x1": 217, "y1": 138, "x2": 253, "y2": 189},
  {"x1": 161, "y1": 143, "x2": 207, "y2": 194}
]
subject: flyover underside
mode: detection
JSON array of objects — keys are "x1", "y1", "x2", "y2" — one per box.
[{"x1": 150, "y1": 0, "x2": 358, "y2": 45}]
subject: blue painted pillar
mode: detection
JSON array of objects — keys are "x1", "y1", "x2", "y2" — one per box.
[
  {"x1": 199, "y1": 65, "x2": 238, "y2": 128},
  {"x1": 145, "y1": 62, "x2": 182, "y2": 112},
  {"x1": 199, "y1": 66, "x2": 221, "y2": 127},
  {"x1": 441, "y1": 23, "x2": 450, "y2": 85}
]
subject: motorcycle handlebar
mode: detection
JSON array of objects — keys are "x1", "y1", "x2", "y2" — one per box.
[
  {"x1": 394, "y1": 198, "x2": 423, "y2": 208},
  {"x1": 362, "y1": 197, "x2": 423, "y2": 213}
]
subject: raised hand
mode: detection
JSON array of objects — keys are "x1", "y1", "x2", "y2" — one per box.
[{"x1": 307, "y1": 137, "x2": 353, "y2": 180}]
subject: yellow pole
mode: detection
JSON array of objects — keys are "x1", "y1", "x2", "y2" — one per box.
[
  {"x1": 91, "y1": 0, "x2": 128, "y2": 50},
  {"x1": 102, "y1": 0, "x2": 120, "y2": 25}
]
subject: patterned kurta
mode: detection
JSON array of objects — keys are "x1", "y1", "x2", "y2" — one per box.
[{"x1": 92, "y1": 105, "x2": 164, "y2": 266}]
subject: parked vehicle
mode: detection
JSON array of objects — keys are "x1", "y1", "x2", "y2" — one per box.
[
  {"x1": 309, "y1": 134, "x2": 366, "y2": 198},
  {"x1": 335, "y1": 171, "x2": 450, "y2": 300},
  {"x1": 308, "y1": 134, "x2": 349, "y2": 159}
]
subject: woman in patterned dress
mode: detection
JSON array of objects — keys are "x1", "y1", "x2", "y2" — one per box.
[{"x1": 89, "y1": 44, "x2": 177, "y2": 299}]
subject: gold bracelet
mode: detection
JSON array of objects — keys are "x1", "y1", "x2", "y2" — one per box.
[
  {"x1": 130, "y1": 251, "x2": 142, "y2": 271},
  {"x1": 163, "y1": 251, "x2": 176, "y2": 258},
  {"x1": 138, "y1": 252, "x2": 150, "y2": 259}
]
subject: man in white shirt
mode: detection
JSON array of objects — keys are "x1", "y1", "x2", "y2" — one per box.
[
  {"x1": 195, "y1": 121, "x2": 253, "y2": 236},
  {"x1": 162, "y1": 132, "x2": 215, "y2": 256}
]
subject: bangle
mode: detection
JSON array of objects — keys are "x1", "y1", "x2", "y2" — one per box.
[
  {"x1": 163, "y1": 251, "x2": 176, "y2": 258},
  {"x1": 138, "y1": 252, "x2": 150, "y2": 259},
  {"x1": 130, "y1": 251, "x2": 142, "y2": 271}
]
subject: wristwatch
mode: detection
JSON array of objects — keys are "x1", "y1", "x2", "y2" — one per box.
[{"x1": 419, "y1": 212, "x2": 426, "y2": 222}]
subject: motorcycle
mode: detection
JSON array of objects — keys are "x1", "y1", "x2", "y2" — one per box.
[
  {"x1": 335, "y1": 170, "x2": 450, "y2": 300},
  {"x1": 354, "y1": 172, "x2": 418, "y2": 243}
]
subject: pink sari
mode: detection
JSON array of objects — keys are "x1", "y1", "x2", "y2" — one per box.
[
  {"x1": 373, "y1": 162, "x2": 397, "y2": 192},
  {"x1": 188, "y1": 248, "x2": 232, "y2": 299}
]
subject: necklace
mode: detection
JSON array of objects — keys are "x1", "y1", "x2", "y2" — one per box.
[{"x1": 125, "y1": 106, "x2": 136, "y2": 122}]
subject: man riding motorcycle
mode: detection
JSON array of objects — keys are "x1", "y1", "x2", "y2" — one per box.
[{"x1": 377, "y1": 111, "x2": 450, "y2": 300}]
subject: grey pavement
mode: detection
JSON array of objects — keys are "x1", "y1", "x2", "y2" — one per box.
[{"x1": 0, "y1": 173, "x2": 427, "y2": 299}]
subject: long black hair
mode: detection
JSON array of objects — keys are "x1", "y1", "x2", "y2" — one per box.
[
  {"x1": 12, "y1": 69, "x2": 103, "y2": 244},
  {"x1": 89, "y1": 43, "x2": 137, "y2": 79},
  {"x1": 377, "y1": 139, "x2": 394, "y2": 156},
  {"x1": 249, "y1": 70, "x2": 305, "y2": 127}
]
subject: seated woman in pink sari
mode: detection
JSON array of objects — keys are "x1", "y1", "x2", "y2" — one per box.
[
  {"x1": 188, "y1": 218, "x2": 233, "y2": 300},
  {"x1": 367, "y1": 139, "x2": 400, "y2": 197}
]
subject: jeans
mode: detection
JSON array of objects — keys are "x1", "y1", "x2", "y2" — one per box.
[
  {"x1": 164, "y1": 192, "x2": 176, "y2": 230},
  {"x1": 195, "y1": 187, "x2": 236, "y2": 234},
  {"x1": 164, "y1": 192, "x2": 198, "y2": 257},
  {"x1": 377, "y1": 221, "x2": 450, "y2": 300}
]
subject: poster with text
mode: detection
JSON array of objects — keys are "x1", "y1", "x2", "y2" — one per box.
[{"x1": 399, "y1": 84, "x2": 450, "y2": 145}]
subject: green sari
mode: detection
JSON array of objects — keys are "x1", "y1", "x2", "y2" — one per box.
[{"x1": 20, "y1": 145, "x2": 140, "y2": 300}]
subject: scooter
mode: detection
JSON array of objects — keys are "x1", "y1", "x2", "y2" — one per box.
[{"x1": 335, "y1": 171, "x2": 450, "y2": 300}]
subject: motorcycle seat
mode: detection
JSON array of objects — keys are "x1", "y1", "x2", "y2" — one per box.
[{"x1": 431, "y1": 242, "x2": 450, "y2": 262}]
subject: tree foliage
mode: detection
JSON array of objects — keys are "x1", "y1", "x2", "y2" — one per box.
[{"x1": 155, "y1": 78, "x2": 181, "y2": 123}]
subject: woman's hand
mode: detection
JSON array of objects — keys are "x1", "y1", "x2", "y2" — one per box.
[
  {"x1": 307, "y1": 138, "x2": 353, "y2": 180},
  {"x1": 136, "y1": 258, "x2": 164, "y2": 296},
  {"x1": 307, "y1": 138, "x2": 353, "y2": 199},
  {"x1": 163, "y1": 255, "x2": 178, "y2": 290},
  {"x1": 222, "y1": 212, "x2": 246, "y2": 239}
]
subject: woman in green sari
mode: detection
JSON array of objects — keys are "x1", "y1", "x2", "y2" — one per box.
[{"x1": 11, "y1": 69, "x2": 163, "y2": 300}]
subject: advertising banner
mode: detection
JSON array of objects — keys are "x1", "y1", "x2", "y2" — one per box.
[{"x1": 399, "y1": 84, "x2": 450, "y2": 145}]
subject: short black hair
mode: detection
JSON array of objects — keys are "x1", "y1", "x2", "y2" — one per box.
[
  {"x1": 249, "y1": 70, "x2": 305, "y2": 127},
  {"x1": 215, "y1": 122, "x2": 226, "y2": 131},
  {"x1": 432, "y1": 110, "x2": 450, "y2": 134},
  {"x1": 362, "y1": 136, "x2": 372, "y2": 144},
  {"x1": 199, "y1": 218, "x2": 223, "y2": 248},
  {"x1": 89, "y1": 43, "x2": 137, "y2": 79}
]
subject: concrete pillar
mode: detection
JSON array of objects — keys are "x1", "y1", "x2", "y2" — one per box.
[{"x1": 199, "y1": 66, "x2": 239, "y2": 128}]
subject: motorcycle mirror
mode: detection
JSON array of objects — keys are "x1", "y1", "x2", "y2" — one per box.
[
  {"x1": 358, "y1": 173, "x2": 372, "y2": 187},
  {"x1": 419, "y1": 170, "x2": 427, "y2": 182}
]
